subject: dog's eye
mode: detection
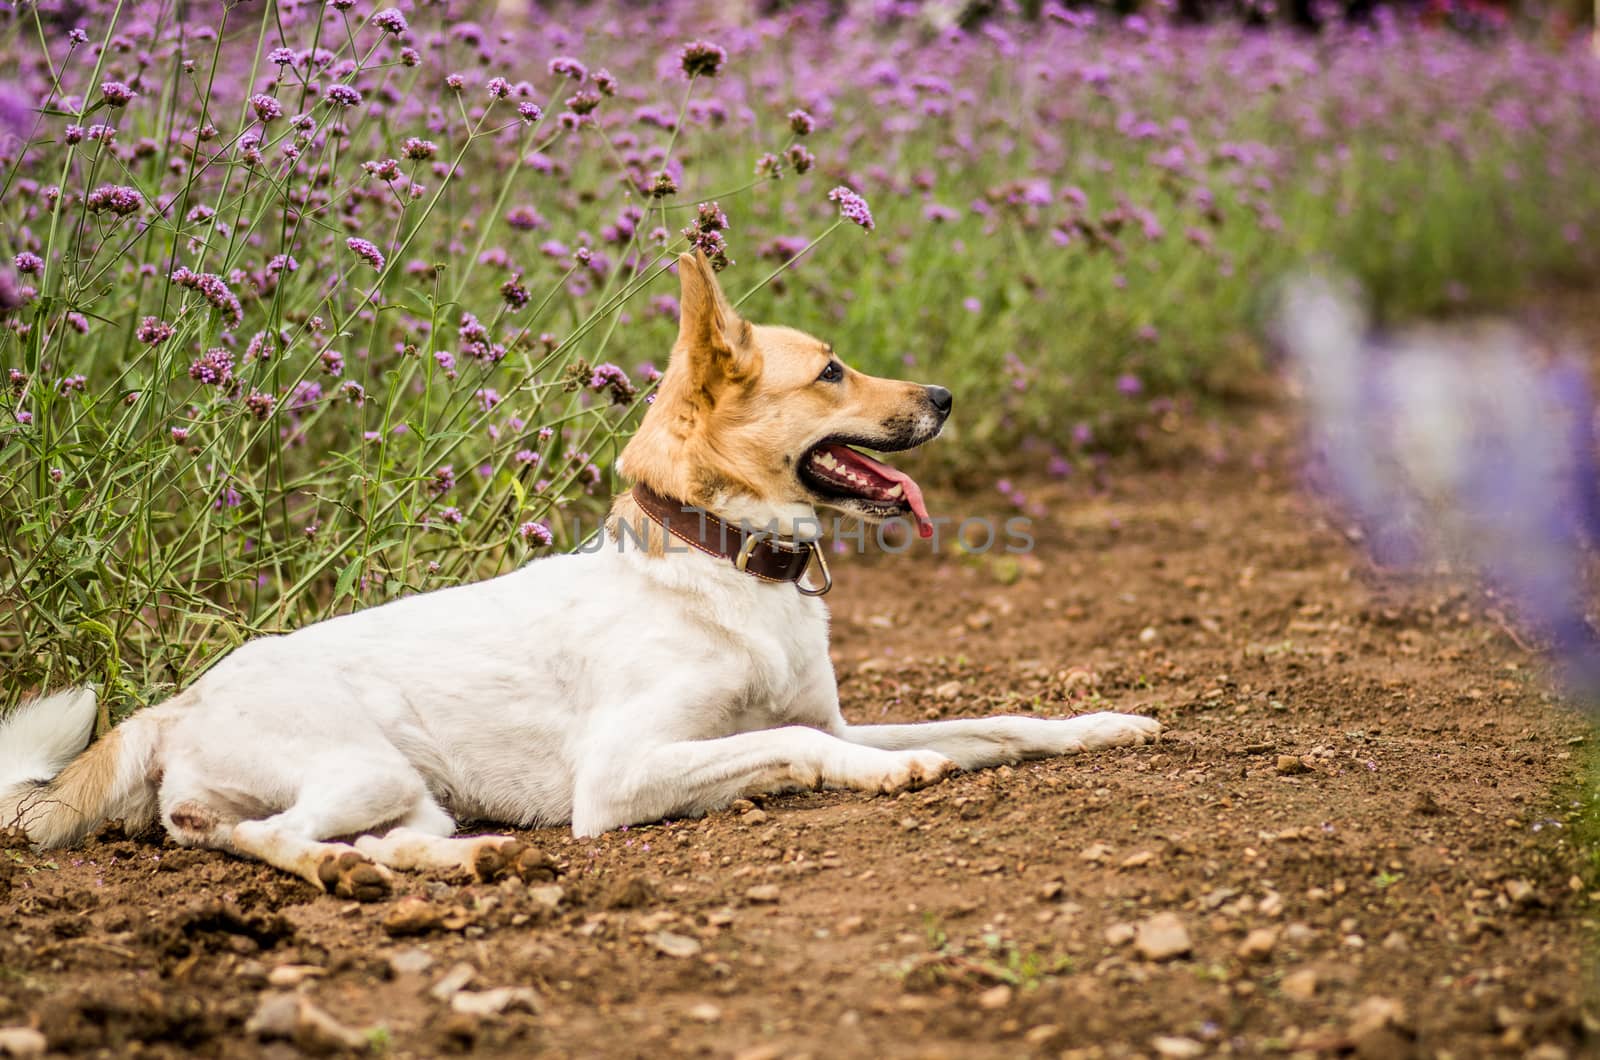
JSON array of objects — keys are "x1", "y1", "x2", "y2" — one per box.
[{"x1": 817, "y1": 360, "x2": 844, "y2": 384}]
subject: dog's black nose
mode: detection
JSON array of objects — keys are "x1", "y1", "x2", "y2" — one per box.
[{"x1": 925, "y1": 385, "x2": 953, "y2": 415}]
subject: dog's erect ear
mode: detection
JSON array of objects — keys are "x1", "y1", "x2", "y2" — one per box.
[{"x1": 676, "y1": 251, "x2": 756, "y2": 388}]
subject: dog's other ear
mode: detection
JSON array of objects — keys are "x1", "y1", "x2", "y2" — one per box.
[{"x1": 676, "y1": 251, "x2": 756, "y2": 387}]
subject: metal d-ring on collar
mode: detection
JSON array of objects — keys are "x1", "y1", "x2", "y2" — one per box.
[{"x1": 734, "y1": 532, "x2": 832, "y2": 597}]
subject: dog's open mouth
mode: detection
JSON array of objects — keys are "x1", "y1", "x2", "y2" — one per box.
[{"x1": 799, "y1": 442, "x2": 934, "y2": 538}]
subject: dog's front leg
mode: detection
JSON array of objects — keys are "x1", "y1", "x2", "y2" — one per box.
[
  {"x1": 570, "y1": 726, "x2": 957, "y2": 836},
  {"x1": 838, "y1": 713, "x2": 1161, "y2": 770}
]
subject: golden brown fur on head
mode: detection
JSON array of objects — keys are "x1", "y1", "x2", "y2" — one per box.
[{"x1": 611, "y1": 252, "x2": 949, "y2": 548}]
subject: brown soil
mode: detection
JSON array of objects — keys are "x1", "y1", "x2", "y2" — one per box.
[{"x1": 2, "y1": 399, "x2": 1596, "y2": 1059}]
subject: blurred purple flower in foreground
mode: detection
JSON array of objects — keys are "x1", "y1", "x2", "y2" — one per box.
[{"x1": 1275, "y1": 275, "x2": 1600, "y2": 698}]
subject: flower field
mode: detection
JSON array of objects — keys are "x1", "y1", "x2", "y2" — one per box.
[{"x1": 2, "y1": 1, "x2": 1598, "y2": 707}]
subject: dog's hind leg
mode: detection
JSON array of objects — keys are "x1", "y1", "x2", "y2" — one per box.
[
  {"x1": 157, "y1": 792, "x2": 392, "y2": 901},
  {"x1": 167, "y1": 763, "x2": 443, "y2": 901}
]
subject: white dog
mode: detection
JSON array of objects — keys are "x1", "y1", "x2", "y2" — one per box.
[{"x1": 1, "y1": 253, "x2": 1159, "y2": 898}]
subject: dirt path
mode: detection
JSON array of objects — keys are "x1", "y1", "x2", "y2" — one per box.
[{"x1": 2, "y1": 400, "x2": 1595, "y2": 1059}]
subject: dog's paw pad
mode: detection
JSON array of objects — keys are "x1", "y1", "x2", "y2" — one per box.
[
  {"x1": 471, "y1": 839, "x2": 558, "y2": 883},
  {"x1": 470, "y1": 840, "x2": 517, "y2": 881},
  {"x1": 511, "y1": 845, "x2": 559, "y2": 882},
  {"x1": 318, "y1": 850, "x2": 393, "y2": 902}
]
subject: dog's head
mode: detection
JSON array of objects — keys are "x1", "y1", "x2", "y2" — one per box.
[{"x1": 619, "y1": 251, "x2": 950, "y2": 536}]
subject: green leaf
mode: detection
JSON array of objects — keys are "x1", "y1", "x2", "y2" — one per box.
[{"x1": 333, "y1": 560, "x2": 362, "y2": 602}]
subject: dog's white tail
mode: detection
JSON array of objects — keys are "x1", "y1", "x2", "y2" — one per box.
[{"x1": 0, "y1": 688, "x2": 163, "y2": 848}]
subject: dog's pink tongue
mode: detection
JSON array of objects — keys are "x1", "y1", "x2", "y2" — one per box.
[{"x1": 846, "y1": 448, "x2": 934, "y2": 539}]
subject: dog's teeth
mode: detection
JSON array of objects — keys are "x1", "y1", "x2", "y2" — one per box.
[{"x1": 885, "y1": 484, "x2": 903, "y2": 498}]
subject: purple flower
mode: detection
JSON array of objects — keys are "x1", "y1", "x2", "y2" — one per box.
[
  {"x1": 288, "y1": 381, "x2": 323, "y2": 410},
  {"x1": 250, "y1": 94, "x2": 283, "y2": 123},
  {"x1": 589, "y1": 363, "x2": 637, "y2": 406},
  {"x1": 428, "y1": 465, "x2": 456, "y2": 496},
  {"x1": 828, "y1": 186, "x2": 875, "y2": 232},
  {"x1": 86, "y1": 184, "x2": 141, "y2": 216},
  {"x1": 14, "y1": 252, "x2": 42, "y2": 275},
  {"x1": 346, "y1": 237, "x2": 385, "y2": 270},
  {"x1": 192, "y1": 272, "x2": 242, "y2": 327},
  {"x1": 362, "y1": 158, "x2": 401, "y2": 181},
  {"x1": 501, "y1": 277, "x2": 529, "y2": 309},
  {"x1": 788, "y1": 108, "x2": 815, "y2": 136},
  {"x1": 487, "y1": 77, "x2": 512, "y2": 100},
  {"x1": 786, "y1": 145, "x2": 814, "y2": 174},
  {"x1": 517, "y1": 102, "x2": 543, "y2": 125},
  {"x1": 244, "y1": 390, "x2": 276, "y2": 420},
  {"x1": 136, "y1": 316, "x2": 173, "y2": 344},
  {"x1": 548, "y1": 57, "x2": 587, "y2": 81},
  {"x1": 1116, "y1": 374, "x2": 1143, "y2": 396},
  {"x1": 506, "y1": 205, "x2": 544, "y2": 231},
  {"x1": 188, "y1": 348, "x2": 234, "y2": 387},
  {"x1": 268, "y1": 47, "x2": 295, "y2": 66},
  {"x1": 519, "y1": 520, "x2": 553, "y2": 546},
  {"x1": 370, "y1": 8, "x2": 407, "y2": 34},
  {"x1": 324, "y1": 84, "x2": 363, "y2": 108},
  {"x1": 679, "y1": 40, "x2": 727, "y2": 79},
  {"x1": 402, "y1": 137, "x2": 436, "y2": 160},
  {"x1": 100, "y1": 81, "x2": 137, "y2": 107}
]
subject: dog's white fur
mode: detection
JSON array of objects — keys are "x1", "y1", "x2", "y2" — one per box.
[{"x1": 1, "y1": 258, "x2": 1160, "y2": 897}]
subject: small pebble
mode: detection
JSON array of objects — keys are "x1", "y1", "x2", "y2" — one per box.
[
  {"x1": 1133, "y1": 913, "x2": 1192, "y2": 961},
  {"x1": 266, "y1": 964, "x2": 325, "y2": 988},
  {"x1": 977, "y1": 984, "x2": 1012, "y2": 1010},
  {"x1": 1152, "y1": 1036, "x2": 1205, "y2": 1059},
  {"x1": 649, "y1": 931, "x2": 703, "y2": 959},
  {"x1": 428, "y1": 962, "x2": 477, "y2": 1002},
  {"x1": 1281, "y1": 968, "x2": 1318, "y2": 1000},
  {"x1": 245, "y1": 993, "x2": 368, "y2": 1052},
  {"x1": 383, "y1": 896, "x2": 445, "y2": 937},
  {"x1": 450, "y1": 987, "x2": 539, "y2": 1017},
  {"x1": 1236, "y1": 927, "x2": 1278, "y2": 961},
  {"x1": 0, "y1": 1028, "x2": 46, "y2": 1060}
]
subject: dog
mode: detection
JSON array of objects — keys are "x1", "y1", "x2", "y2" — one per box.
[{"x1": 0, "y1": 252, "x2": 1160, "y2": 899}]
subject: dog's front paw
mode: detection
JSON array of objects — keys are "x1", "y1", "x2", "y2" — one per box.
[
  {"x1": 316, "y1": 849, "x2": 395, "y2": 902},
  {"x1": 877, "y1": 750, "x2": 959, "y2": 794},
  {"x1": 1070, "y1": 712, "x2": 1162, "y2": 751}
]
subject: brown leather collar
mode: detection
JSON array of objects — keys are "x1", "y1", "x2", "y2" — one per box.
[{"x1": 630, "y1": 483, "x2": 830, "y2": 594}]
